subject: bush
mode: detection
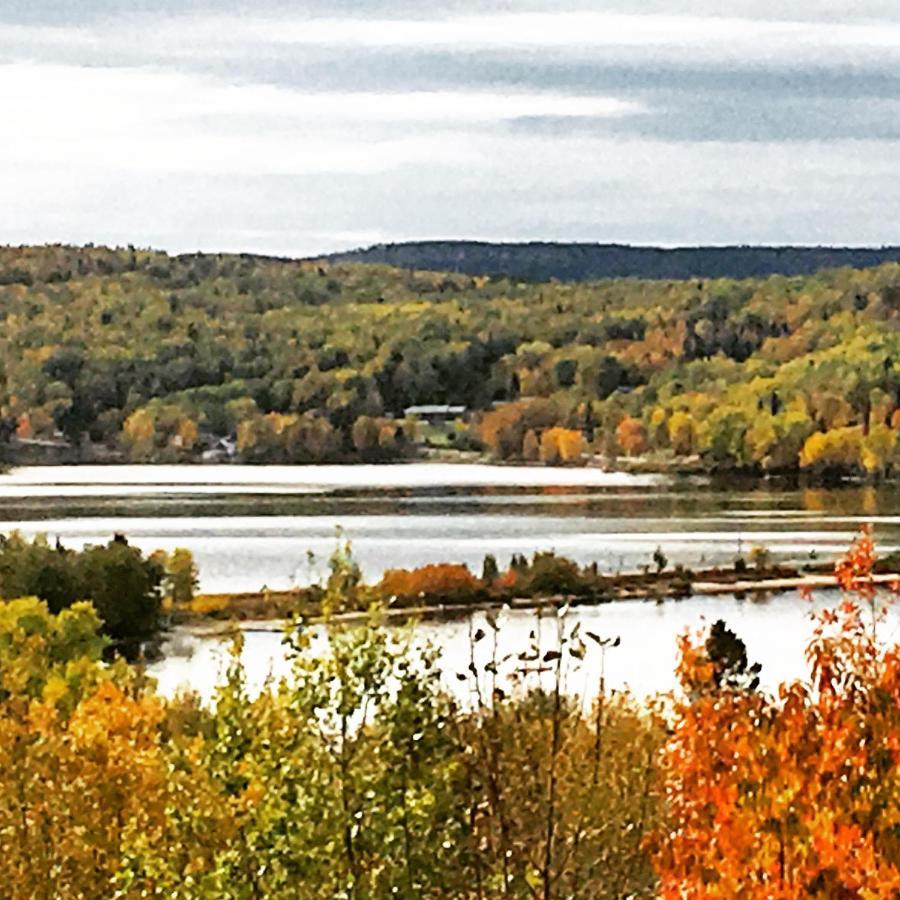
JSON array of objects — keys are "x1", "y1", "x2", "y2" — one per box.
[
  {"x1": 378, "y1": 562, "x2": 481, "y2": 606},
  {"x1": 0, "y1": 532, "x2": 163, "y2": 653},
  {"x1": 651, "y1": 528, "x2": 900, "y2": 894},
  {"x1": 515, "y1": 551, "x2": 583, "y2": 597}
]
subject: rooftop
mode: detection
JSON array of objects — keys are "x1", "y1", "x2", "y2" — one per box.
[{"x1": 404, "y1": 404, "x2": 467, "y2": 417}]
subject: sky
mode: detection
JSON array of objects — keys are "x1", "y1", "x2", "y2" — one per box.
[{"x1": 2, "y1": 1, "x2": 900, "y2": 256}]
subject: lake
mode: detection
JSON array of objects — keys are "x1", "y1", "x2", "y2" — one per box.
[
  {"x1": 148, "y1": 591, "x2": 900, "y2": 703},
  {"x1": 1, "y1": 464, "x2": 900, "y2": 593},
  {"x1": 1, "y1": 463, "x2": 898, "y2": 698}
]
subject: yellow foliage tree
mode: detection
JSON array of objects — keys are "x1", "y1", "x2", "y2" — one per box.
[
  {"x1": 173, "y1": 415, "x2": 199, "y2": 451},
  {"x1": 668, "y1": 411, "x2": 697, "y2": 456},
  {"x1": 800, "y1": 426, "x2": 864, "y2": 473},
  {"x1": 540, "y1": 427, "x2": 586, "y2": 465},
  {"x1": 648, "y1": 406, "x2": 669, "y2": 448},
  {"x1": 862, "y1": 422, "x2": 896, "y2": 475},
  {"x1": 351, "y1": 415, "x2": 380, "y2": 454},
  {"x1": 122, "y1": 408, "x2": 156, "y2": 459}
]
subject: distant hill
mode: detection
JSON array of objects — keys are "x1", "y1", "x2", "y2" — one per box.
[
  {"x1": 322, "y1": 241, "x2": 900, "y2": 282},
  {"x1": 9, "y1": 242, "x2": 900, "y2": 474}
]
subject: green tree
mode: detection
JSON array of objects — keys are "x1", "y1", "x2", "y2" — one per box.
[
  {"x1": 76, "y1": 539, "x2": 164, "y2": 652},
  {"x1": 160, "y1": 547, "x2": 199, "y2": 605}
]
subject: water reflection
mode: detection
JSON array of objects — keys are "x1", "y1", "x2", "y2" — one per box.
[
  {"x1": 148, "y1": 591, "x2": 900, "y2": 703},
  {"x1": 3, "y1": 466, "x2": 900, "y2": 592}
]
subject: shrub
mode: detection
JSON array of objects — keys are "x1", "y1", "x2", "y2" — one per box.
[
  {"x1": 516, "y1": 550, "x2": 583, "y2": 596},
  {"x1": 378, "y1": 563, "x2": 481, "y2": 606},
  {"x1": 0, "y1": 532, "x2": 163, "y2": 653}
]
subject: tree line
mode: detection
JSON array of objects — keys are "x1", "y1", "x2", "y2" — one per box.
[
  {"x1": 6, "y1": 244, "x2": 900, "y2": 474},
  {"x1": 326, "y1": 240, "x2": 900, "y2": 282},
  {"x1": 0, "y1": 532, "x2": 196, "y2": 655}
]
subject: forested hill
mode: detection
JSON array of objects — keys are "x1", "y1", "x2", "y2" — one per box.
[
  {"x1": 323, "y1": 241, "x2": 900, "y2": 282},
  {"x1": 5, "y1": 243, "x2": 900, "y2": 475}
]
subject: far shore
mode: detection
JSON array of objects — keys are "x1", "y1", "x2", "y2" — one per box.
[{"x1": 0, "y1": 445, "x2": 889, "y2": 486}]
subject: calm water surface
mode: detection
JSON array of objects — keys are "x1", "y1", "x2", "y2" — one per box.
[
  {"x1": 148, "y1": 592, "x2": 900, "y2": 702},
  {"x1": 1, "y1": 464, "x2": 900, "y2": 592},
  {"x1": 2, "y1": 464, "x2": 898, "y2": 698}
]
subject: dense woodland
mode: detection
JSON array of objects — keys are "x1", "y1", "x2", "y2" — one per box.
[
  {"x1": 6, "y1": 244, "x2": 900, "y2": 474},
  {"x1": 328, "y1": 240, "x2": 900, "y2": 282}
]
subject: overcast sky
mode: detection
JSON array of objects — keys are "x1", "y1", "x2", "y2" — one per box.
[{"x1": 2, "y1": 1, "x2": 900, "y2": 256}]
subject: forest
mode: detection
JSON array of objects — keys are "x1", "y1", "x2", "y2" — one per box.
[
  {"x1": 5, "y1": 244, "x2": 900, "y2": 475},
  {"x1": 327, "y1": 240, "x2": 900, "y2": 282},
  {"x1": 0, "y1": 529, "x2": 895, "y2": 897}
]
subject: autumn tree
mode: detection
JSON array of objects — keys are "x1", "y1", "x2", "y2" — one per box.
[
  {"x1": 800, "y1": 426, "x2": 865, "y2": 476},
  {"x1": 616, "y1": 415, "x2": 648, "y2": 456},
  {"x1": 540, "y1": 427, "x2": 586, "y2": 465},
  {"x1": 351, "y1": 414, "x2": 381, "y2": 457},
  {"x1": 668, "y1": 410, "x2": 697, "y2": 456},
  {"x1": 157, "y1": 547, "x2": 199, "y2": 605},
  {"x1": 0, "y1": 534, "x2": 163, "y2": 651},
  {"x1": 522, "y1": 427, "x2": 540, "y2": 461},
  {"x1": 0, "y1": 598, "x2": 234, "y2": 899},
  {"x1": 650, "y1": 528, "x2": 900, "y2": 895}
]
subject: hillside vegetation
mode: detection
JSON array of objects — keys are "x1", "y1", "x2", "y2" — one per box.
[
  {"x1": 325, "y1": 240, "x2": 900, "y2": 282},
  {"x1": 4, "y1": 244, "x2": 900, "y2": 474}
]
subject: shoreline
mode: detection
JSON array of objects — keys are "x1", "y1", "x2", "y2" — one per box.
[
  {"x1": 0, "y1": 453, "x2": 887, "y2": 485},
  {"x1": 175, "y1": 569, "x2": 900, "y2": 637}
]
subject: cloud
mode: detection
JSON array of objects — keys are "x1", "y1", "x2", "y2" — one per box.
[
  {"x1": 1, "y1": 4, "x2": 900, "y2": 253},
  {"x1": 160, "y1": 11, "x2": 900, "y2": 66},
  {"x1": 8, "y1": 0, "x2": 900, "y2": 27},
  {"x1": 9, "y1": 10, "x2": 900, "y2": 72},
  {"x1": 2, "y1": 62, "x2": 635, "y2": 177}
]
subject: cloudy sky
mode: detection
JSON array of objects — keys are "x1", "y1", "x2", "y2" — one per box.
[{"x1": 2, "y1": 1, "x2": 900, "y2": 256}]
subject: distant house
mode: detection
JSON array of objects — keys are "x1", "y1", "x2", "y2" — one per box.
[
  {"x1": 403, "y1": 404, "x2": 467, "y2": 425},
  {"x1": 200, "y1": 436, "x2": 237, "y2": 463}
]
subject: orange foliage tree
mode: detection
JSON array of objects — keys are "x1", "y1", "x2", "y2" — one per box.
[
  {"x1": 478, "y1": 399, "x2": 562, "y2": 460},
  {"x1": 650, "y1": 526, "x2": 900, "y2": 896},
  {"x1": 616, "y1": 415, "x2": 648, "y2": 456},
  {"x1": 378, "y1": 563, "x2": 481, "y2": 606}
]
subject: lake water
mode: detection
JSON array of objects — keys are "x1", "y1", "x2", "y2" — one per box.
[
  {"x1": 2, "y1": 464, "x2": 900, "y2": 593},
  {"x1": 148, "y1": 592, "x2": 900, "y2": 703},
  {"x1": 1, "y1": 464, "x2": 898, "y2": 699}
]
